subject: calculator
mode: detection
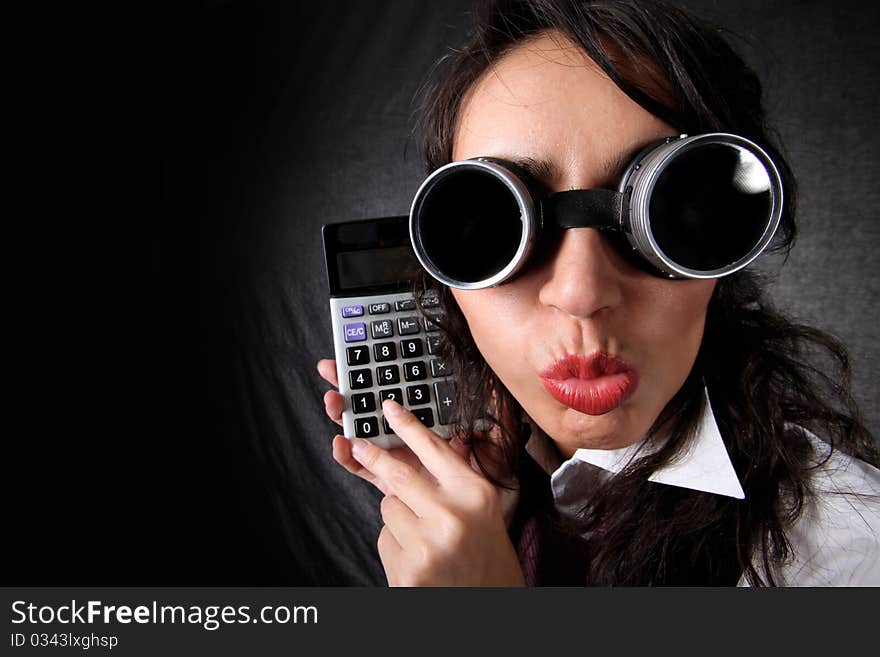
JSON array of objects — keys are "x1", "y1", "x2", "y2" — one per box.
[{"x1": 322, "y1": 216, "x2": 458, "y2": 448}]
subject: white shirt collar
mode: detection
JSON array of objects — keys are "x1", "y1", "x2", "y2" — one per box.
[{"x1": 526, "y1": 387, "x2": 745, "y2": 505}]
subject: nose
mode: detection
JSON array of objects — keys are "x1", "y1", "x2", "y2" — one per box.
[{"x1": 537, "y1": 228, "x2": 624, "y2": 318}]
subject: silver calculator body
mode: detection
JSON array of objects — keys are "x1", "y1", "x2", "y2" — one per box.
[{"x1": 323, "y1": 216, "x2": 457, "y2": 449}]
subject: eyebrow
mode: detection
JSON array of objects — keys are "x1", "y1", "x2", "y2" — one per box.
[
  {"x1": 510, "y1": 144, "x2": 649, "y2": 189},
  {"x1": 511, "y1": 156, "x2": 557, "y2": 183}
]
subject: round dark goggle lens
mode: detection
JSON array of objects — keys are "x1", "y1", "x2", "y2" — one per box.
[
  {"x1": 648, "y1": 143, "x2": 774, "y2": 272},
  {"x1": 414, "y1": 167, "x2": 523, "y2": 285}
]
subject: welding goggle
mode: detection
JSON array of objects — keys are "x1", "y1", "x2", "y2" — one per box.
[{"x1": 409, "y1": 133, "x2": 783, "y2": 288}]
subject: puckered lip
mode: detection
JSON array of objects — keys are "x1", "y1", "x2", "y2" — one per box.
[
  {"x1": 539, "y1": 351, "x2": 636, "y2": 381},
  {"x1": 538, "y1": 351, "x2": 640, "y2": 416}
]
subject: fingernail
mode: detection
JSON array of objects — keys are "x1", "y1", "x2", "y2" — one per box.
[
  {"x1": 382, "y1": 399, "x2": 404, "y2": 418},
  {"x1": 350, "y1": 438, "x2": 367, "y2": 460}
]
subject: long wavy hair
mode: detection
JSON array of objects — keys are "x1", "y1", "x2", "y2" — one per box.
[{"x1": 410, "y1": 0, "x2": 878, "y2": 585}]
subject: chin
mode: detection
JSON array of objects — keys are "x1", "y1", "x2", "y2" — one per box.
[{"x1": 561, "y1": 410, "x2": 639, "y2": 450}]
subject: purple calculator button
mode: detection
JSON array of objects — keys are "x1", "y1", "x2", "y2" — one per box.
[
  {"x1": 344, "y1": 322, "x2": 367, "y2": 343},
  {"x1": 342, "y1": 305, "x2": 364, "y2": 317}
]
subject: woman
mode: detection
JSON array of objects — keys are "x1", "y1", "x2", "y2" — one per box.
[{"x1": 317, "y1": 0, "x2": 880, "y2": 585}]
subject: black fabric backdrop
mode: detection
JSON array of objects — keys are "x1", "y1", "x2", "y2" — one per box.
[{"x1": 10, "y1": 0, "x2": 878, "y2": 585}]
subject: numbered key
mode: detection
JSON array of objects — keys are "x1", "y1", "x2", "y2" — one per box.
[
  {"x1": 351, "y1": 392, "x2": 376, "y2": 415},
  {"x1": 403, "y1": 361, "x2": 427, "y2": 381},
  {"x1": 379, "y1": 388, "x2": 403, "y2": 405},
  {"x1": 374, "y1": 341, "x2": 397, "y2": 362},
  {"x1": 346, "y1": 346, "x2": 370, "y2": 366},
  {"x1": 406, "y1": 384, "x2": 431, "y2": 406},
  {"x1": 399, "y1": 338, "x2": 424, "y2": 359},
  {"x1": 376, "y1": 364, "x2": 401, "y2": 385},
  {"x1": 349, "y1": 368, "x2": 373, "y2": 389},
  {"x1": 354, "y1": 417, "x2": 379, "y2": 438}
]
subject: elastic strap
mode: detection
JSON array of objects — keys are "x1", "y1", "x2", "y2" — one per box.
[{"x1": 540, "y1": 189, "x2": 624, "y2": 231}]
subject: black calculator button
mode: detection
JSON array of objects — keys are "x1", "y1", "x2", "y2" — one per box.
[
  {"x1": 379, "y1": 388, "x2": 403, "y2": 405},
  {"x1": 349, "y1": 369, "x2": 373, "y2": 389},
  {"x1": 346, "y1": 346, "x2": 370, "y2": 366},
  {"x1": 421, "y1": 294, "x2": 440, "y2": 308},
  {"x1": 407, "y1": 384, "x2": 431, "y2": 406},
  {"x1": 430, "y1": 358, "x2": 452, "y2": 377},
  {"x1": 368, "y1": 302, "x2": 391, "y2": 314},
  {"x1": 426, "y1": 335, "x2": 443, "y2": 355},
  {"x1": 434, "y1": 381, "x2": 458, "y2": 425},
  {"x1": 354, "y1": 417, "x2": 379, "y2": 438},
  {"x1": 374, "y1": 341, "x2": 397, "y2": 362},
  {"x1": 395, "y1": 299, "x2": 416, "y2": 311},
  {"x1": 403, "y1": 361, "x2": 427, "y2": 381},
  {"x1": 351, "y1": 392, "x2": 376, "y2": 415},
  {"x1": 412, "y1": 408, "x2": 435, "y2": 428},
  {"x1": 399, "y1": 338, "x2": 424, "y2": 358},
  {"x1": 382, "y1": 417, "x2": 394, "y2": 435},
  {"x1": 376, "y1": 364, "x2": 401, "y2": 385},
  {"x1": 398, "y1": 317, "x2": 420, "y2": 335},
  {"x1": 371, "y1": 319, "x2": 394, "y2": 339},
  {"x1": 423, "y1": 317, "x2": 441, "y2": 332}
]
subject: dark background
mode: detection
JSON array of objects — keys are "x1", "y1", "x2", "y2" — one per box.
[{"x1": 8, "y1": 0, "x2": 878, "y2": 585}]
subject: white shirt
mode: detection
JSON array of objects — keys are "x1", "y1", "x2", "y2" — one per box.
[{"x1": 516, "y1": 389, "x2": 880, "y2": 586}]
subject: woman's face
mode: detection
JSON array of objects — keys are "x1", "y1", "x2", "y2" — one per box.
[{"x1": 450, "y1": 32, "x2": 715, "y2": 456}]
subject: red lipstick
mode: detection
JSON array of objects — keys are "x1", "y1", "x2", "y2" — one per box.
[{"x1": 540, "y1": 352, "x2": 639, "y2": 416}]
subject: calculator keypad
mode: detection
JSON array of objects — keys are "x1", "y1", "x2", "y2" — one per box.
[{"x1": 331, "y1": 292, "x2": 457, "y2": 443}]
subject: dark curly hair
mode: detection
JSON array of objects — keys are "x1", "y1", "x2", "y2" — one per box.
[{"x1": 410, "y1": 0, "x2": 879, "y2": 585}]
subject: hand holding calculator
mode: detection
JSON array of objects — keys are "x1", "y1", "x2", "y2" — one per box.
[{"x1": 322, "y1": 216, "x2": 458, "y2": 448}]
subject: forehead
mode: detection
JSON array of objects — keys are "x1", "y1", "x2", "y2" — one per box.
[{"x1": 453, "y1": 31, "x2": 674, "y2": 182}]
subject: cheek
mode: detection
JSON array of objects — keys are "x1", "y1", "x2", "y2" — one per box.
[
  {"x1": 637, "y1": 280, "x2": 714, "y2": 370},
  {"x1": 450, "y1": 287, "x2": 531, "y2": 360}
]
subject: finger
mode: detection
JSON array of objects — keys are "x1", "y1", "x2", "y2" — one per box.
[
  {"x1": 323, "y1": 390, "x2": 344, "y2": 426},
  {"x1": 381, "y1": 400, "x2": 473, "y2": 483},
  {"x1": 377, "y1": 525, "x2": 403, "y2": 586},
  {"x1": 350, "y1": 438, "x2": 438, "y2": 518},
  {"x1": 448, "y1": 434, "x2": 471, "y2": 461},
  {"x1": 380, "y1": 495, "x2": 421, "y2": 549},
  {"x1": 332, "y1": 436, "x2": 391, "y2": 496},
  {"x1": 316, "y1": 359, "x2": 339, "y2": 388}
]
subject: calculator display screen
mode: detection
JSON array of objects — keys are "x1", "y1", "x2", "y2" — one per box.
[{"x1": 336, "y1": 246, "x2": 420, "y2": 290}]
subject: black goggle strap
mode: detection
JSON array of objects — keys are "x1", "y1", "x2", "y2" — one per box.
[{"x1": 539, "y1": 189, "x2": 625, "y2": 232}]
